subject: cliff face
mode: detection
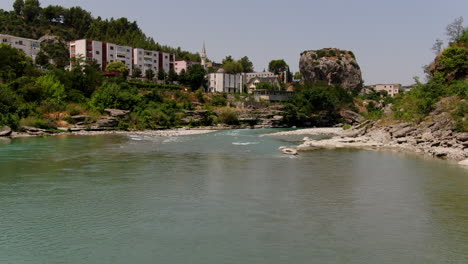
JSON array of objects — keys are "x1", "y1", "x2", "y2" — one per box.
[{"x1": 299, "y1": 48, "x2": 363, "y2": 92}]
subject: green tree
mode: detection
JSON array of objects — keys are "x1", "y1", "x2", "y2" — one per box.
[
  {"x1": 157, "y1": 68, "x2": 167, "y2": 82},
  {"x1": 222, "y1": 55, "x2": 234, "y2": 64},
  {"x1": 239, "y1": 56, "x2": 254, "y2": 73},
  {"x1": 35, "y1": 74, "x2": 66, "y2": 105},
  {"x1": 268, "y1": 59, "x2": 289, "y2": 75},
  {"x1": 145, "y1": 69, "x2": 155, "y2": 81},
  {"x1": 167, "y1": 68, "x2": 178, "y2": 83},
  {"x1": 293, "y1": 72, "x2": 302, "y2": 80},
  {"x1": 23, "y1": 0, "x2": 41, "y2": 22},
  {"x1": 222, "y1": 61, "x2": 244, "y2": 74},
  {"x1": 132, "y1": 68, "x2": 142, "y2": 78},
  {"x1": 105, "y1": 61, "x2": 129, "y2": 77},
  {"x1": 185, "y1": 64, "x2": 207, "y2": 90},
  {"x1": 0, "y1": 44, "x2": 35, "y2": 82},
  {"x1": 178, "y1": 69, "x2": 187, "y2": 84},
  {"x1": 13, "y1": 0, "x2": 24, "y2": 15}
]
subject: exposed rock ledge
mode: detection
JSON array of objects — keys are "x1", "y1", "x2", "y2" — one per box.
[{"x1": 296, "y1": 121, "x2": 468, "y2": 163}]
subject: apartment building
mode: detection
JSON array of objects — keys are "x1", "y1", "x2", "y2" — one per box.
[
  {"x1": 70, "y1": 39, "x2": 133, "y2": 75},
  {"x1": 174, "y1": 60, "x2": 200, "y2": 74},
  {"x1": 373, "y1": 84, "x2": 402, "y2": 97},
  {"x1": 207, "y1": 70, "x2": 244, "y2": 93},
  {"x1": 0, "y1": 34, "x2": 41, "y2": 61},
  {"x1": 133, "y1": 48, "x2": 159, "y2": 76},
  {"x1": 133, "y1": 49, "x2": 175, "y2": 76}
]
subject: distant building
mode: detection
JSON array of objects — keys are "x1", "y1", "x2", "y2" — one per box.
[
  {"x1": 372, "y1": 84, "x2": 402, "y2": 97},
  {"x1": 174, "y1": 60, "x2": 199, "y2": 74},
  {"x1": 246, "y1": 76, "x2": 281, "y2": 93},
  {"x1": 70, "y1": 39, "x2": 175, "y2": 77},
  {"x1": 207, "y1": 69, "x2": 244, "y2": 93},
  {"x1": 133, "y1": 48, "x2": 159, "y2": 76},
  {"x1": 243, "y1": 71, "x2": 277, "y2": 83},
  {"x1": 70, "y1": 39, "x2": 133, "y2": 75},
  {"x1": 133, "y1": 49, "x2": 174, "y2": 77},
  {"x1": 0, "y1": 34, "x2": 41, "y2": 61}
]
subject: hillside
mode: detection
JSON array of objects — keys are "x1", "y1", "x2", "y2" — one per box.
[{"x1": 0, "y1": 0, "x2": 200, "y2": 62}]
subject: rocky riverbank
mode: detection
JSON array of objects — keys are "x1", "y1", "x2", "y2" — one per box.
[{"x1": 294, "y1": 121, "x2": 468, "y2": 166}]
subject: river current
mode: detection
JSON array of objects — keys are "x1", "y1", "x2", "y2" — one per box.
[{"x1": 0, "y1": 129, "x2": 467, "y2": 263}]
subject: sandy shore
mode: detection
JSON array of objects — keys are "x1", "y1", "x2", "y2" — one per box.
[{"x1": 264, "y1": 127, "x2": 344, "y2": 136}]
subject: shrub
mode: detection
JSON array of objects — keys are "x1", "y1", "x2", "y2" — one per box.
[
  {"x1": 343, "y1": 124, "x2": 351, "y2": 130},
  {"x1": 19, "y1": 116, "x2": 52, "y2": 129},
  {"x1": 90, "y1": 82, "x2": 141, "y2": 111},
  {"x1": 217, "y1": 108, "x2": 238, "y2": 125},
  {"x1": 211, "y1": 94, "x2": 227, "y2": 106}
]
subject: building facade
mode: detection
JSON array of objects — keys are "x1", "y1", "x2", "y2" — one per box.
[
  {"x1": 207, "y1": 71, "x2": 244, "y2": 93},
  {"x1": 174, "y1": 60, "x2": 199, "y2": 74},
  {"x1": 373, "y1": 84, "x2": 402, "y2": 97},
  {"x1": 133, "y1": 48, "x2": 159, "y2": 77},
  {"x1": 70, "y1": 39, "x2": 176, "y2": 77},
  {"x1": 1, "y1": 34, "x2": 41, "y2": 61},
  {"x1": 70, "y1": 39, "x2": 133, "y2": 75},
  {"x1": 243, "y1": 72, "x2": 277, "y2": 83}
]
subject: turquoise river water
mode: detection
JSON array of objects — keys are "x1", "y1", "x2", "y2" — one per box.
[{"x1": 0, "y1": 129, "x2": 467, "y2": 263}]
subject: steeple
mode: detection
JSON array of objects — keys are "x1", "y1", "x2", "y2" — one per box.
[{"x1": 201, "y1": 41, "x2": 207, "y2": 69}]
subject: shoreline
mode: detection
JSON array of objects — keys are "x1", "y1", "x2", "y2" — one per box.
[
  {"x1": 282, "y1": 127, "x2": 468, "y2": 167},
  {"x1": 7, "y1": 128, "x2": 219, "y2": 138}
]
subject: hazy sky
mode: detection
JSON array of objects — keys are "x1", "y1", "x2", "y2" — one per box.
[{"x1": 1, "y1": 0, "x2": 467, "y2": 85}]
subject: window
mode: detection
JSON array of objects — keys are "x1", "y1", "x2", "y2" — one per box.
[
  {"x1": 127, "y1": 49, "x2": 130, "y2": 52},
  {"x1": 110, "y1": 46, "x2": 114, "y2": 50},
  {"x1": 2, "y1": 39, "x2": 7, "y2": 42},
  {"x1": 96, "y1": 51, "x2": 100, "y2": 55}
]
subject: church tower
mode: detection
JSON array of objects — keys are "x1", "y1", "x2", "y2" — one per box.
[{"x1": 201, "y1": 42, "x2": 207, "y2": 69}]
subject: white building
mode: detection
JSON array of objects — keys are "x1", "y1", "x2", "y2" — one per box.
[
  {"x1": 207, "y1": 70, "x2": 244, "y2": 93},
  {"x1": 373, "y1": 84, "x2": 402, "y2": 97},
  {"x1": 133, "y1": 49, "x2": 175, "y2": 77},
  {"x1": 70, "y1": 39, "x2": 133, "y2": 75},
  {"x1": 243, "y1": 71, "x2": 276, "y2": 83},
  {"x1": 0, "y1": 34, "x2": 41, "y2": 61},
  {"x1": 133, "y1": 48, "x2": 159, "y2": 77},
  {"x1": 70, "y1": 39, "x2": 176, "y2": 77}
]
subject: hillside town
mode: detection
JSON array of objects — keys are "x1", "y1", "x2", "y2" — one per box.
[{"x1": 1, "y1": 32, "x2": 409, "y2": 99}]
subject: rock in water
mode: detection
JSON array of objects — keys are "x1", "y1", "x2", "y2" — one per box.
[
  {"x1": 0, "y1": 126, "x2": 12, "y2": 136},
  {"x1": 299, "y1": 48, "x2": 363, "y2": 92}
]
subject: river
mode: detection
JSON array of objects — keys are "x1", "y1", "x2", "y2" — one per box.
[{"x1": 0, "y1": 129, "x2": 467, "y2": 263}]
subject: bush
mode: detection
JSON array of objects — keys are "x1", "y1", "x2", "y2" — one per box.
[
  {"x1": 90, "y1": 82, "x2": 141, "y2": 111},
  {"x1": 19, "y1": 116, "x2": 52, "y2": 129},
  {"x1": 217, "y1": 108, "x2": 238, "y2": 125},
  {"x1": 211, "y1": 94, "x2": 227, "y2": 106}
]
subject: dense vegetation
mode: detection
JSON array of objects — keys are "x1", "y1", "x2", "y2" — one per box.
[
  {"x1": 283, "y1": 82, "x2": 354, "y2": 126},
  {"x1": 0, "y1": 0, "x2": 201, "y2": 64},
  {"x1": 0, "y1": 43, "x2": 213, "y2": 131},
  {"x1": 391, "y1": 29, "x2": 467, "y2": 131}
]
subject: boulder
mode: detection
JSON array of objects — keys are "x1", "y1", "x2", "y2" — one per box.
[
  {"x1": 104, "y1": 109, "x2": 130, "y2": 117},
  {"x1": 339, "y1": 109, "x2": 364, "y2": 124},
  {"x1": 459, "y1": 159, "x2": 468, "y2": 166},
  {"x1": 456, "y1": 133, "x2": 468, "y2": 142},
  {"x1": 0, "y1": 126, "x2": 12, "y2": 136},
  {"x1": 299, "y1": 48, "x2": 362, "y2": 92},
  {"x1": 71, "y1": 115, "x2": 91, "y2": 121}
]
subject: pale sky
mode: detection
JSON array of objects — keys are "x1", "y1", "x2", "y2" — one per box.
[{"x1": 1, "y1": 0, "x2": 467, "y2": 85}]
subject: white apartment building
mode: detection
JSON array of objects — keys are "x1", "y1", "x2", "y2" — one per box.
[
  {"x1": 133, "y1": 48, "x2": 159, "y2": 77},
  {"x1": 0, "y1": 34, "x2": 41, "y2": 61},
  {"x1": 373, "y1": 84, "x2": 402, "y2": 97},
  {"x1": 207, "y1": 71, "x2": 244, "y2": 93},
  {"x1": 70, "y1": 39, "x2": 133, "y2": 75},
  {"x1": 133, "y1": 49, "x2": 175, "y2": 77}
]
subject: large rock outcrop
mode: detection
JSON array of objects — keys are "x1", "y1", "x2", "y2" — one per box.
[{"x1": 299, "y1": 48, "x2": 363, "y2": 92}]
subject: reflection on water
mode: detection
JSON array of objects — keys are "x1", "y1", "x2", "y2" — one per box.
[{"x1": 0, "y1": 129, "x2": 467, "y2": 264}]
